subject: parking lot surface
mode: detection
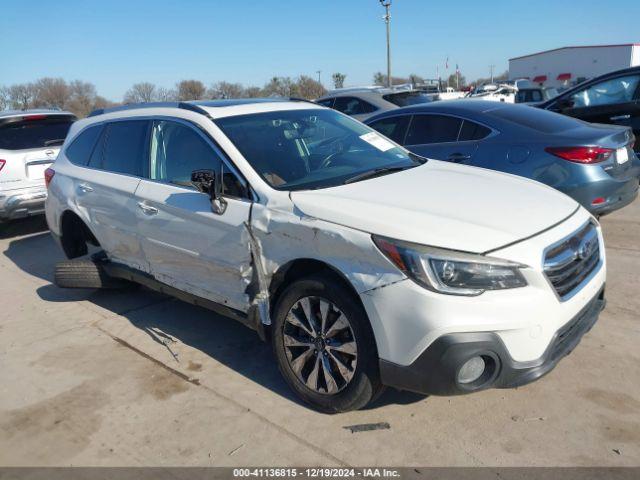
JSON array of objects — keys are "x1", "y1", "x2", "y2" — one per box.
[{"x1": 1, "y1": 201, "x2": 639, "y2": 467}]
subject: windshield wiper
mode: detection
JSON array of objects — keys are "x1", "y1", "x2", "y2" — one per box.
[
  {"x1": 344, "y1": 166, "x2": 411, "y2": 184},
  {"x1": 44, "y1": 139, "x2": 65, "y2": 147}
]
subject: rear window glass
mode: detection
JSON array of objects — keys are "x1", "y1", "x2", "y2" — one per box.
[
  {"x1": 0, "y1": 117, "x2": 74, "y2": 150},
  {"x1": 333, "y1": 97, "x2": 377, "y2": 115},
  {"x1": 458, "y1": 120, "x2": 492, "y2": 141},
  {"x1": 382, "y1": 91, "x2": 433, "y2": 107},
  {"x1": 65, "y1": 125, "x2": 104, "y2": 165},
  {"x1": 488, "y1": 106, "x2": 579, "y2": 133}
]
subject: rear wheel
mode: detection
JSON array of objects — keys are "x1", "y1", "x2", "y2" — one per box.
[{"x1": 272, "y1": 273, "x2": 383, "y2": 413}]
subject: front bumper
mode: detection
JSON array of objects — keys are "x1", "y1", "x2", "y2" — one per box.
[
  {"x1": 379, "y1": 287, "x2": 605, "y2": 395},
  {"x1": 0, "y1": 186, "x2": 47, "y2": 221}
]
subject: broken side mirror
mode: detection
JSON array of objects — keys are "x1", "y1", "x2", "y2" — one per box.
[{"x1": 191, "y1": 168, "x2": 227, "y2": 215}]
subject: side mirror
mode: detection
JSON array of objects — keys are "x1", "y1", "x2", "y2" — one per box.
[{"x1": 191, "y1": 168, "x2": 227, "y2": 215}]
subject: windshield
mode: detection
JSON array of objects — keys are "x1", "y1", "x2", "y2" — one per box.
[
  {"x1": 382, "y1": 91, "x2": 433, "y2": 107},
  {"x1": 216, "y1": 109, "x2": 422, "y2": 191}
]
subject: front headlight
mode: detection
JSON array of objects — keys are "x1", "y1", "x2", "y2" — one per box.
[{"x1": 373, "y1": 235, "x2": 528, "y2": 296}]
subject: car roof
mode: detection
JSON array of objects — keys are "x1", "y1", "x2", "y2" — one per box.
[
  {"x1": 87, "y1": 98, "x2": 322, "y2": 120},
  {"x1": 366, "y1": 99, "x2": 516, "y2": 120},
  {"x1": 0, "y1": 109, "x2": 76, "y2": 120}
]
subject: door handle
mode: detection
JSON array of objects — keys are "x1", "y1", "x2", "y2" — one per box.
[
  {"x1": 137, "y1": 202, "x2": 158, "y2": 216},
  {"x1": 610, "y1": 114, "x2": 631, "y2": 121},
  {"x1": 448, "y1": 153, "x2": 471, "y2": 162},
  {"x1": 77, "y1": 183, "x2": 93, "y2": 193}
]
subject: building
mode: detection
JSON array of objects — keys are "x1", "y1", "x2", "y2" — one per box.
[{"x1": 509, "y1": 44, "x2": 640, "y2": 88}]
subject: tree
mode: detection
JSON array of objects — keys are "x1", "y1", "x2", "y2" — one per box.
[
  {"x1": 332, "y1": 72, "x2": 346, "y2": 89},
  {"x1": 0, "y1": 86, "x2": 10, "y2": 110},
  {"x1": 262, "y1": 76, "x2": 294, "y2": 97},
  {"x1": 8, "y1": 83, "x2": 36, "y2": 110},
  {"x1": 66, "y1": 80, "x2": 98, "y2": 117},
  {"x1": 446, "y1": 73, "x2": 466, "y2": 89},
  {"x1": 33, "y1": 77, "x2": 69, "y2": 109},
  {"x1": 207, "y1": 81, "x2": 245, "y2": 99},
  {"x1": 408, "y1": 73, "x2": 425, "y2": 86},
  {"x1": 176, "y1": 80, "x2": 206, "y2": 101},
  {"x1": 156, "y1": 87, "x2": 177, "y2": 101},
  {"x1": 243, "y1": 86, "x2": 263, "y2": 98},
  {"x1": 294, "y1": 75, "x2": 326, "y2": 99},
  {"x1": 124, "y1": 82, "x2": 157, "y2": 103},
  {"x1": 373, "y1": 72, "x2": 409, "y2": 86}
]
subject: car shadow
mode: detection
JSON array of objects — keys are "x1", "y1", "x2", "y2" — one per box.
[
  {"x1": 3, "y1": 225, "x2": 427, "y2": 411},
  {"x1": 0, "y1": 216, "x2": 49, "y2": 239}
]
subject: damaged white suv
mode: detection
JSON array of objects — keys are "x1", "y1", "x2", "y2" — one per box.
[{"x1": 45, "y1": 99, "x2": 606, "y2": 412}]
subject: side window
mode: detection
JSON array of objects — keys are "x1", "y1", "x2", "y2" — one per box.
[
  {"x1": 149, "y1": 120, "x2": 247, "y2": 198},
  {"x1": 458, "y1": 120, "x2": 492, "y2": 141},
  {"x1": 367, "y1": 116, "x2": 410, "y2": 144},
  {"x1": 65, "y1": 125, "x2": 103, "y2": 165},
  {"x1": 101, "y1": 120, "x2": 149, "y2": 176},
  {"x1": 316, "y1": 98, "x2": 334, "y2": 108},
  {"x1": 405, "y1": 114, "x2": 462, "y2": 145},
  {"x1": 333, "y1": 97, "x2": 377, "y2": 115},
  {"x1": 530, "y1": 90, "x2": 543, "y2": 102},
  {"x1": 569, "y1": 75, "x2": 640, "y2": 108}
]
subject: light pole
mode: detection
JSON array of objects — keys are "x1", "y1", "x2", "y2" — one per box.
[
  {"x1": 379, "y1": 0, "x2": 392, "y2": 87},
  {"x1": 489, "y1": 64, "x2": 495, "y2": 84},
  {"x1": 316, "y1": 70, "x2": 322, "y2": 84}
]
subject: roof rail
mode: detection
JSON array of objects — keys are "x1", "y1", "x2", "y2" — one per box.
[
  {"x1": 288, "y1": 97, "x2": 317, "y2": 104},
  {"x1": 88, "y1": 101, "x2": 212, "y2": 118}
]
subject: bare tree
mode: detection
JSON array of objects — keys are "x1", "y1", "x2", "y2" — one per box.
[
  {"x1": 33, "y1": 78, "x2": 69, "y2": 109},
  {"x1": 124, "y1": 82, "x2": 157, "y2": 104},
  {"x1": 373, "y1": 72, "x2": 409, "y2": 86},
  {"x1": 156, "y1": 87, "x2": 177, "y2": 101},
  {"x1": 294, "y1": 75, "x2": 326, "y2": 99},
  {"x1": 332, "y1": 73, "x2": 346, "y2": 89},
  {"x1": 93, "y1": 95, "x2": 117, "y2": 111},
  {"x1": 408, "y1": 73, "x2": 425, "y2": 86},
  {"x1": 67, "y1": 80, "x2": 97, "y2": 117},
  {"x1": 0, "y1": 86, "x2": 9, "y2": 110},
  {"x1": 8, "y1": 83, "x2": 37, "y2": 110},
  {"x1": 262, "y1": 77, "x2": 295, "y2": 97},
  {"x1": 176, "y1": 80, "x2": 206, "y2": 101},
  {"x1": 243, "y1": 86, "x2": 263, "y2": 98},
  {"x1": 207, "y1": 81, "x2": 245, "y2": 99}
]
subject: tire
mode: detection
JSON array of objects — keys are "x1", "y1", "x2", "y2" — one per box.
[
  {"x1": 54, "y1": 260, "x2": 133, "y2": 289},
  {"x1": 272, "y1": 273, "x2": 384, "y2": 413}
]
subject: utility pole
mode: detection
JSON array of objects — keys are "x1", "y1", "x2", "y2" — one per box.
[
  {"x1": 489, "y1": 64, "x2": 495, "y2": 84},
  {"x1": 380, "y1": 0, "x2": 392, "y2": 87},
  {"x1": 316, "y1": 70, "x2": 321, "y2": 85}
]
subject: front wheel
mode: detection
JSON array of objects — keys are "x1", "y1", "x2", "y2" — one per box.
[{"x1": 272, "y1": 274, "x2": 383, "y2": 413}]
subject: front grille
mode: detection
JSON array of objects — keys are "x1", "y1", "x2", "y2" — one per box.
[{"x1": 544, "y1": 222, "x2": 601, "y2": 299}]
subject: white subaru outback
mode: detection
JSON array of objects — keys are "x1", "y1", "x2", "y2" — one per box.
[
  {"x1": 0, "y1": 110, "x2": 75, "y2": 222},
  {"x1": 45, "y1": 99, "x2": 606, "y2": 412}
]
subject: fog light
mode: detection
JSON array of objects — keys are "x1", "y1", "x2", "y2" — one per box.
[{"x1": 457, "y1": 356, "x2": 486, "y2": 384}]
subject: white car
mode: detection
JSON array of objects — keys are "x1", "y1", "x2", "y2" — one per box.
[
  {"x1": 45, "y1": 99, "x2": 606, "y2": 413},
  {"x1": 0, "y1": 110, "x2": 76, "y2": 222}
]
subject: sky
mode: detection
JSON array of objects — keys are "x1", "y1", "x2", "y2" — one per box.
[{"x1": 2, "y1": 0, "x2": 639, "y2": 101}]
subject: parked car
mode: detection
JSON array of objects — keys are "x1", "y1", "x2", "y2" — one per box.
[
  {"x1": 316, "y1": 86, "x2": 433, "y2": 121},
  {"x1": 46, "y1": 99, "x2": 606, "y2": 412},
  {"x1": 0, "y1": 110, "x2": 76, "y2": 222},
  {"x1": 366, "y1": 100, "x2": 639, "y2": 215},
  {"x1": 538, "y1": 66, "x2": 640, "y2": 152}
]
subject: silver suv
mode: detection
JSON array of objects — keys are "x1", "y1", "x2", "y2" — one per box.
[{"x1": 0, "y1": 110, "x2": 76, "y2": 222}]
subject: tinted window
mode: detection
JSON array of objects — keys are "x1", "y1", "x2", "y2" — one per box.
[
  {"x1": 333, "y1": 97, "x2": 377, "y2": 115},
  {"x1": 100, "y1": 121, "x2": 148, "y2": 176},
  {"x1": 382, "y1": 91, "x2": 433, "y2": 107},
  {"x1": 569, "y1": 75, "x2": 640, "y2": 107},
  {"x1": 65, "y1": 125, "x2": 103, "y2": 165},
  {"x1": 0, "y1": 117, "x2": 74, "y2": 150},
  {"x1": 368, "y1": 116, "x2": 410, "y2": 144},
  {"x1": 489, "y1": 105, "x2": 580, "y2": 133},
  {"x1": 405, "y1": 114, "x2": 462, "y2": 145},
  {"x1": 316, "y1": 98, "x2": 334, "y2": 108},
  {"x1": 458, "y1": 120, "x2": 492, "y2": 141},
  {"x1": 87, "y1": 128, "x2": 106, "y2": 169}
]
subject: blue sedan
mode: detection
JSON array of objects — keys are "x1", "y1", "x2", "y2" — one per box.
[{"x1": 365, "y1": 100, "x2": 640, "y2": 215}]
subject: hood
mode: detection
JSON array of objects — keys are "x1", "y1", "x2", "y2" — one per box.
[{"x1": 290, "y1": 160, "x2": 578, "y2": 253}]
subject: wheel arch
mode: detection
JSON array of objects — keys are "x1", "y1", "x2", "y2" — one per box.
[{"x1": 60, "y1": 209, "x2": 100, "y2": 259}]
